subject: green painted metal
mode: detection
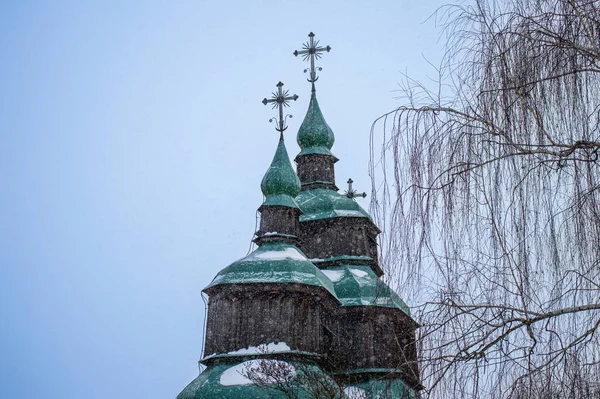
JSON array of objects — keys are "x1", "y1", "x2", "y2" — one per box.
[
  {"x1": 178, "y1": 358, "x2": 339, "y2": 399},
  {"x1": 204, "y1": 241, "x2": 338, "y2": 299},
  {"x1": 296, "y1": 188, "x2": 371, "y2": 222},
  {"x1": 261, "y1": 139, "x2": 302, "y2": 208},
  {"x1": 261, "y1": 194, "x2": 299, "y2": 209},
  {"x1": 345, "y1": 377, "x2": 420, "y2": 399},
  {"x1": 320, "y1": 265, "x2": 410, "y2": 315},
  {"x1": 311, "y1": 255, "x2": 374, "y2": 264},
  {"x1": 297, "y1": 91, "x2": 335, "y2": 156}
]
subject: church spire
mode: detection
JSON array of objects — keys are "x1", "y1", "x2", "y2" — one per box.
[
  {"x1": 256, "y1": 82, "x2": 302, "y2": 244},
  {"x1": 293, "y1": 33, "x2": 338, "y2": 190}
]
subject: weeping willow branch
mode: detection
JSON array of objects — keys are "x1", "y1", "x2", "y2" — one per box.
[{"x1": 370, "y1": 1, "x2": 600, "y2": 398}]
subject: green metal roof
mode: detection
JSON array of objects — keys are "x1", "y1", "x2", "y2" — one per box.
[
  {"x1": 261, "y1": 139, "x2": 301, "y2": 208},
  {"x1": 177, "y1": 358, "x2": 339, "y2": 399},
  {"x1": 311, "y1": 255, "x2": 374, "y2": 264},
  {"x1": 204, "y1": 241, "x2": 337, "y2": 299},
  {"x1": 261, "y1": 194, "x2": 299, "y2": 208},
  {"x1": 344, "y1": 377, "x2": 420, "y2": 399},
  {"x1": 320, "y1": 265, "x2": 410, "y2": 315},
  {"x1": 296, "y1": 188, "x2": 371, "y2": 222},
  {"x1": 297, "y1": 91, "x2": 335, "y2": 157}
]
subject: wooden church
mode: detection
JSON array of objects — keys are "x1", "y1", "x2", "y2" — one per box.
[{"x1": 177, "y1": 33, "x2": 421, "y2": 399}]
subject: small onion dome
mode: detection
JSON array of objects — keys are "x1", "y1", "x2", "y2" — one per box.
[
  {"x1": 297, "y1": 91, "x2": 335, "y2": 157},
  {"x1": 296, "y1": 188, "x2": 371, "y2": 222},
  {"x1": 204, "y1": 241, "x2": 337, "y2": 299},
  {"x1": 261, "y1": 139, "x2": 301, "y2": 208},
  {"x1": 177, "y1": 358, "x2": 338, "y2": 399}
]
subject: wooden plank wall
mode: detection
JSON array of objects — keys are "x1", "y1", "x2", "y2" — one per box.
[{"x1": 204, "y1": 287, "x2": 330, "y2": 357}]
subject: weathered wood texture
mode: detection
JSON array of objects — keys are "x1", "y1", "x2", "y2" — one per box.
[
  {"x1": 329, "y1": 307, "x2": 421, "y2": 388},
  {"x1": 295, "y1": 154, "x2": 337, "y2": 189},
  {"x1": 257, "y1": 206, "x2": 300, "y2": 237},
  {"x1": 203, "y1": 284, "x2": 335, "y2": 358},
  {"x1": 299, "y1": 218, "x2": 381, "y2": 272}
]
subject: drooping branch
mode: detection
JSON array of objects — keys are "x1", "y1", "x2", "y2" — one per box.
[{"x1": 370, "y1": 1, "x2": 600, "y2": 397}]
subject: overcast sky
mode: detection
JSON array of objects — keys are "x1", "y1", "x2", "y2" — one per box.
[{"x1": 0, "y1": 1, "x2": 448, "y2": 398}]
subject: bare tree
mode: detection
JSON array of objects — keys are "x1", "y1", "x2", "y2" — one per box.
[
  {"x1": 240, "y1": 347, "x2": 399, "y2": 399},
  {"x1": 510, "y1": 351, "x2": 600, "y2": 398},
  {"x1": 242, "y1": 357, "x2": 343, "y2": 399},
  {"x1": 370, "y1": 0, "x2": 600, "y2": 397}
]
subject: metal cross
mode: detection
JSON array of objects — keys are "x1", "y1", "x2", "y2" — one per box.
[
  {"x1": 262, "y1": 81, "x2": 298, "y2": 139},
  {"x1": 344, "y1": 178, "x2": 367, "y2": 200},
  {"x1": 293, "y1": 32, "x2": 331, "y2": 88}
]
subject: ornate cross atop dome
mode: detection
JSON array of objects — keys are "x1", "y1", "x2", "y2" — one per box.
[
  {"x1": 293, "y1": 32, "x2": 331, "y2": 89},
  {"x1": 262, "y1": 81, "x2": 298, "y2": 138}
]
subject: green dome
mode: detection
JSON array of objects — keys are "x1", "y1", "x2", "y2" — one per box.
[
  {"x1": 204, "y1": 241, "x2": 337, "y2": 298},
  {"x1": 297, "y1": 91, "x2": 335, "y2": 156},
  {"x1": 178, "y1": 358, "x2": 339, "y2": 399},
  {"x1": 261, "y1": 139, "x2": 301, "y2": 207},
  {"x1": 296, "y1": 188, "x2": 371, "y2": 222}
]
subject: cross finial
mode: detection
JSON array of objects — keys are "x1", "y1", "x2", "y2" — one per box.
[
  {"x1": 293, "y1": 32, "x2": 331, "y2": 90},
  {"x1": 344, "y1": 178, "x2": 367, "y2": 200},
  {"x1": 262, "y1": 81, "x2": 299, "y2": 140}
]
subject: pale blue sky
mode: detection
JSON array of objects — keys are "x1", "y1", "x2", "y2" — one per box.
[{"x1": 0, "y1": 1, "x2": 446, "y2": 398}]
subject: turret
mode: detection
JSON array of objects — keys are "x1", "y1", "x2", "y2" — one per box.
[{"x1": 295, "y1": 91, "x2": 339, "y2": 190}]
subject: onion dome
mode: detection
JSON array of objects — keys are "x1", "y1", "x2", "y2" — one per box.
[
  {"x1": 297, "y1": 91, "x2": 335, "y2": 157},
  {"x1": 204, "y1": 241, "x2": 336, "y2": 298},
  {"x1": 260, "y1": 139, "x2": 301, "y2": 208}
]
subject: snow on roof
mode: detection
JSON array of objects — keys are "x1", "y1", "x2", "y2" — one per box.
[
  {"x1": 245, "y1": 246, "x2": 306, "y2": 261},
  {"x1": 204, "y1": 242, "x2": 339, "y2": 299},
  {"x1": 226, "y1": 342, "x2": 291, "y2": 356},
  {"x1": 203, "y1": 342, "x2": 293, "y2": 361},
  {"x1": 349, "y1": 268, "x2": 369, "y2": 278},
  {"x1": 322, "y1": 269, "x2": 344, "y2": 282},
  {"x1": 344, "y1": 386, "x2": 370, "y2": 399},
  {"x1": 321, "y1": 265, "x2": 411, "y2": 314},
  {"x1": 334, "y1": 209, "x2": 367, "y2": 217},
  {"x1": 296, "y1": 188, "x2": 371, "y2": 222}
]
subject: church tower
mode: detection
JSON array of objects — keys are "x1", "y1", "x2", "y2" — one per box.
[
  {"x1": 177, "y1": 81, "x2": 341, "y2": 398},
  {"x1": 177, "y1": 33, "x2": 421, "y2": 399},
  {"x1": 292, "y1": 33, "x2": 421, "y2": 396}
]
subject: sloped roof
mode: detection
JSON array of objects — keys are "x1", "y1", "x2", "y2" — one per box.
[
  {"x1": 321, "y1": 265, "x2": 410, "y2": 315},
  {"x1": 344, "y1": 377, "x2": 419, "y2": 399},
  {"x1": 204, "y1": 241, "x2": 337, "y2": 299},
  {"x1": 296, "y1": 188, "x2": 371, "y2": 222},
  {"x1": 177, "y1": 358, "x2": 339, "y2": 399}
]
